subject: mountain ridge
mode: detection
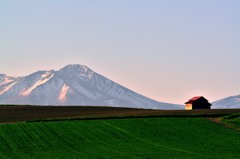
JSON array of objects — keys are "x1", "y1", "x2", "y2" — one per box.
[
  {"x1": 0, "y1": 64, "x2": 181, "y2": 110},
  {"x1": 212, "y1": 94, "x2": 240, "y2": 109}
]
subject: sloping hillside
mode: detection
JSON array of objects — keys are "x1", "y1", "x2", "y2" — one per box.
[{"x1": 212, "y1": 94, "x2": 240, "y2": 109}]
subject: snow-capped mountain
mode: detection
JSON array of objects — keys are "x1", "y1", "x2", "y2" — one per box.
[
  {"x1": 0, "y1": 64, "x2": 181, "y2": 110},
  {"x1": 212, "y1": 94, "x2": 240, "y2": 109}
]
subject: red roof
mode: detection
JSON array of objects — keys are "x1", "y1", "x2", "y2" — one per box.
[{"x1": 185, "y1": 96, "x2": 203, "y2": 104}]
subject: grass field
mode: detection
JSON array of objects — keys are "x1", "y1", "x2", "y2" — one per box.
[
  {"x1": 221, "y1": 114, "x2": 240, "y2": 131},
  {"x1": 0, "y1": 117, "x2": 240, "y2": 159}
]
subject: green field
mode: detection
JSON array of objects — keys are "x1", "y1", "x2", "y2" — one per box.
[
  {"x1": 0, "y1": 117, "x2": 240, "y2": 159},
  {"x1": 221, "y1": 114, "x2": 240, "y2": 130}
]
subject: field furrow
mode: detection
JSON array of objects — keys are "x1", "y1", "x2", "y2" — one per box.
[{"x1": 0, "y1": 117, "x2": 239, "y2": 158}]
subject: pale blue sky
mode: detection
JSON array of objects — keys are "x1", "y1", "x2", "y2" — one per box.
[{"x1": 1, "y1": 0, "x2": 240, "y2": 104}]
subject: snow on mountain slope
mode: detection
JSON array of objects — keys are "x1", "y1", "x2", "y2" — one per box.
[
  {"x1": 0, "y1": 74, "x2": 17, "y2": 86},
  {"x1": 0, "y1": 64, "x2": 181, "y2": 109},
  {"x1": 212, "y1": 94, "x2": 240, "y2": 109}
]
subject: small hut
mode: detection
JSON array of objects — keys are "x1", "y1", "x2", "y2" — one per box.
[{"x1": 185, "y1": 96, "x2": 211, "y2": 110}]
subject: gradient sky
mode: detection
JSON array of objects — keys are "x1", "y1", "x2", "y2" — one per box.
[{"x1": 1, "y1": 0, "x2": 240, "y2": 104}]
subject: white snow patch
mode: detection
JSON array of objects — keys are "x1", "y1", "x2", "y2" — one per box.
[
  {"x1": 21, "y1": 73, "x2": 54, "y2": 96},
  {"x1": 0, "y1": 82, "x2": 17, "y2": 95},
  {"x1": 58, "y1": 84, "x2": 69, "y2": 102},
  {"x1": 0, "y1": 77, "x2": 14, "y2": 86},
  {"x1": 104, "y1": 99, "x2": 117, "y2": 106},
  {"x1": 3, "y1": 77, "x2": 13, "y2": 84},
  {"x1": 79, "y1": 71, "x2": 94, "y2": 79}
]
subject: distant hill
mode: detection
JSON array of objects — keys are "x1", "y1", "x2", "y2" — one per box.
[
  {"x1": 212, "y1": 94, "x2": 240, "y2": 109},
  {"x1": 0, "y1": 64, "x2": 181, "y2": 110}
]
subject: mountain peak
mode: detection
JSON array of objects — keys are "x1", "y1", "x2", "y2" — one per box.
[
  {"x1": 61, "y1": 64, "x2": 85, "y2": 70},
  {"x1": 0, "y1": 64, "x2": 181, "y2": 109},
  {"x1": 58, "y1": 64, "x2": 94, "y2": 79}
]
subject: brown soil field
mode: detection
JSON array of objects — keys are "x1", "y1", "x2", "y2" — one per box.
[{"x1": 0, "y1": 105, "x2": 240, "y2": 123}]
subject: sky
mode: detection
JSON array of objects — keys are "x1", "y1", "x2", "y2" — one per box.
[{"x1": 0, "y1": 0, "x2": 240, "y2": 104}]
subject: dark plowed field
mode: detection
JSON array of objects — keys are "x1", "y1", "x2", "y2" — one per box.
[{"x1": 0, "y1": 105, "x2": 240, "y2": 123}]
